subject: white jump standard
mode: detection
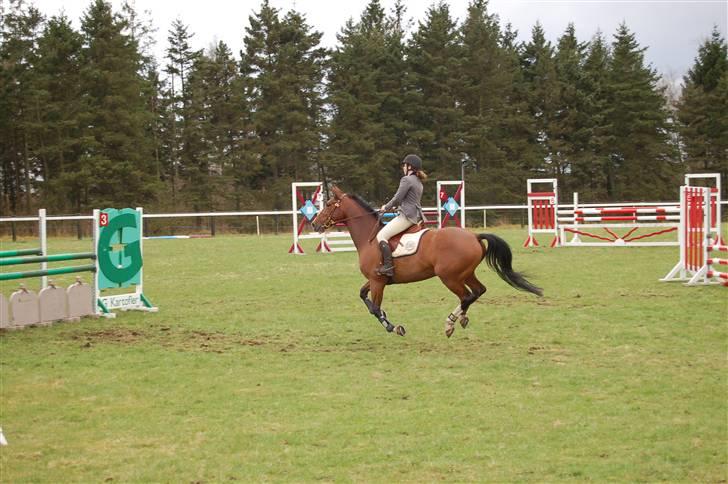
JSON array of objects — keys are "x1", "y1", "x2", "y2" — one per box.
[
  {"x1": 289, "y1": 182, "x2": 355, "y2": 254},
  {"x1": 662, "y1": 185, "x2": 728, "y2": 286},
  {"x1": 523, "y1": 179, "x2": 559, "y2": 247},
  {"x1": 684, "y1": 173, "x2": 722, "y2": 245}
]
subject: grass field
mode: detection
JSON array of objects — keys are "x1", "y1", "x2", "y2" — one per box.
[{"x1": 1, "y1": 227, "x2": 726, "y2": 482}]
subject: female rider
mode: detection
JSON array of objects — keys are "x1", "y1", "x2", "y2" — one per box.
[{"x1": 376, "y1": 154, "x2": 428, "y2": 277}]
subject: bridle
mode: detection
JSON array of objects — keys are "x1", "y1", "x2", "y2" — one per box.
[
  {"x1": 318, "y1": 198, "x2": 345, "y2": 230},
  {"x1": 317, "y1": 194, "x2": 382, "y2": 232},
  {"x1": 317, "y1": 195, "x2": 351, "y2": 230}
]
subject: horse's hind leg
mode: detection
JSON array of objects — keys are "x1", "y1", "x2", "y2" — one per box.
[
  {"x1": 460, "y1": 274, "x2": 487, "y2": 329},
  {"x1": 439, "y1": 276, "x2": 469, "y2": 338}
]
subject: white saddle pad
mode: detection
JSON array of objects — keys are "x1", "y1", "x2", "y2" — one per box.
[{"x1": 392, "y1": 229, "x2": 429, "y2": 258}]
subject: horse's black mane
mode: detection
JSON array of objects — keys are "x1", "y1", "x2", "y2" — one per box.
[{"x1": 348, "y1": 194, "x2": 378, "y2": 216}]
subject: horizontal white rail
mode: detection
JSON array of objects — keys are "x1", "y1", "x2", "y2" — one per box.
[
  {"x1": 143, "y1": 210, "x2": 295, "y2": 218},
  {"x1": 2, "y1": 201, "x2": 726, "y2": 224}
]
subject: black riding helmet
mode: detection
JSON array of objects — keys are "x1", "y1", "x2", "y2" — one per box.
[{"x1": 401, "y1": 154, "x2": 423, "y2": 171}]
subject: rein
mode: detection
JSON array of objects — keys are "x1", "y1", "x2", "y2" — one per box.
[
  {"x1": 367, "y1": 214, "x2": 384, "y2": 242},
  {"x1": 319, "y1": 195, "x2": 383, "y2": 240}
]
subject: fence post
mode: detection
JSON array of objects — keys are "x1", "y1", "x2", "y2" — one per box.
[
  {"x1": 211, "y1": 216, "x2": 216, "y2": 237},
  {"x1": 256, "y1": 216, "x2": 260, "y2": 236},
  {"x1": 39, "y1": 209, "x2": 47, "y2": 289}
]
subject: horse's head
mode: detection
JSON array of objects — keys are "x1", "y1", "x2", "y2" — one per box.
[{"x1": 312, "y1": 186, "x2": 348, "y2": 233}]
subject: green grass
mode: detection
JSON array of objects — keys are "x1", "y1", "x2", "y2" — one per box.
[{"x1": 1, "y1": 228, "x2": 726, "y2": 482}]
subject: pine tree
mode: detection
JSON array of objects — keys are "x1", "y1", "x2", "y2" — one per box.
[
  {"x1": 240, "y1": 0, "x2": 283, "y2": 199},
  {"x1": 375, "y1": 0, "x2": 409, "y2": 189},
  {"x1": 456, "y1": 1, "x2": 527, "y2": 202},
  {"x1": 241, "y1": 2, "x2": 327, "y2": 208},
  {"x1": 121, "y1": 1, "x2": 163, "y2": 186},
  {"x1": 135, "y1": 54, "x2": 164, "y2": 185},
  {"x1": 576, "y1": 31, "x2": 612, "y2": 199},
  {"x1": 520, "y1": 22, "x2": 558, "y2": 177},
  {"x1": 163, "y1": 18, "x2": 201, "y2": 208},
  {"x1": 183, "y1": 54, "x2": 214, "y2": 211},
  {"x1": 497, "y1": 22, "x2": 541, "y2": 202},
  {"x1": 205, "y1": 42, "x2": 248, "y2": 209},
  {"x1": 185, "y1": 41, "x2": 250, "y2": 210},
  {"x1": 78, "y1": 0, "x2": 158, "y2": 208},
  {"x1": 121, "y1": 0, "x2": 156, "y2": 70},
  {"x1": 33, "y1": 14, "x2": 86, "y2": 211},
  {"x1": 551, "y1": 23, "x2": 590, "y2": 195},
  {"x1": 155, "y1": 79, "x2": 177, "y2": 206},
  {"x1": 165, "y1": 18, "x2": 198, "y2": 106},
  {"x1": 326, "y1": 0, "x2": 409, "y2": 201},
  {"x1": 0, "y1": 0, "x2": 44, "y2": 214},
  {"x1": 275, "y1": 10, "x2": 327, "y2": 185},
  {"x1": 605, "y1": 23, "x2": 674, "y2": 199},
  {"x1": 404, "y1": 2, "x2": 462, "y2": 184},
  {"x1": 677, "y1": 27, "x2": 728, "y2": 179}
]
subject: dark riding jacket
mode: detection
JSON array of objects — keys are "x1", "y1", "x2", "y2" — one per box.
[{"x1": 383, "y1": 174, "x2": 425, "y2": 224}]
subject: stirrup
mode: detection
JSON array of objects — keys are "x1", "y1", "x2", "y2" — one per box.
[{"x1": 376, "y1": 264, "x2": 394, "y2": 277}]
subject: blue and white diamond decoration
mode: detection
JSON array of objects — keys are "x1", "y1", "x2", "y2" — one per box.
[
  {"x1": 301, "y1": 200, "x2": 318, "y2": 221},
  {"x1": 444, "y1": 197, "x2": 460, "y2": 217}
]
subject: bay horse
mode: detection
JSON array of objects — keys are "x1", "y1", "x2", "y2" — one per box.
[{"x1": 312, "y1": 186, "x2": 543, "y2": 337}]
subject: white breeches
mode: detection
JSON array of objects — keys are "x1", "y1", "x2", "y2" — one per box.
[{"x1": 377, "y1": 214, "x2": 415, "y2": 243}]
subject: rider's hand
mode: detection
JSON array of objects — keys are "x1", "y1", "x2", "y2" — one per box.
[{"x1": 380, "y1": 205, "x2": 386, "y2": 212}]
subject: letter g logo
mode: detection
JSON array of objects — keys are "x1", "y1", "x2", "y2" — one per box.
[{"x1": 98, "y1": 212, "x2": 143, "y2": 284}]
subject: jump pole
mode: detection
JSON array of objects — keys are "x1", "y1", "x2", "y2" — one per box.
[{"x1": 559, "y1": 193, "x2": 680, "y2": 247}]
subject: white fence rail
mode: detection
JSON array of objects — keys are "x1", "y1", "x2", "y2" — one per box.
[{"x1": 2, "y1": 201, "x2": 727, "y2": 237}]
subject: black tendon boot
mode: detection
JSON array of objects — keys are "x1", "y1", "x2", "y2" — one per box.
[{"x1": 377, "y1": 241, "x2": 395, "y2": 277}]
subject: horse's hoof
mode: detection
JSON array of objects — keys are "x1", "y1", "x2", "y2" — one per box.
[
  {"x1": 445, "y1": 325, "x2": 455, "y2": 338},
  {"x1": 395, "y1": 325, "x2": 406, "y2": 336},
  {"x1": 460, "y1": 315, "x2": 469, "y2": 329}
]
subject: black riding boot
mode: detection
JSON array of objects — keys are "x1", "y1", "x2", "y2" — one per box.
[{"x1": 377, "y1": 241, "x2": 395, "y2": 277}]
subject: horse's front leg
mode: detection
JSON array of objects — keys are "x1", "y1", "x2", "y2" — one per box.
[{"x1": 360, "y1": 280, "x2": 405, "y2": 336}]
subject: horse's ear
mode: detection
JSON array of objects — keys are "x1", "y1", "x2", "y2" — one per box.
[{"x1": 331, "y1": 186, "x2": 345, "y2": 200}]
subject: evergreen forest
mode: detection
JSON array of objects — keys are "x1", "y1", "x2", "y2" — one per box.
[{"x1": 1, "y1": 0, "x2": 726, "y2": 215}]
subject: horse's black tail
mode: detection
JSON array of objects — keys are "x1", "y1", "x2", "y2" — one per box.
[{"x1": 478, "y1": 233, "x2": 543, "y2": 297}]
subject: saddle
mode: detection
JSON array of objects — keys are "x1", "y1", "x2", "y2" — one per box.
[
  {"x1": 388, "y1": 224, "x2": 429, "y2": 258},
  {"x1": 387, "y1": 223, "x2": 423, "y2": 250}
]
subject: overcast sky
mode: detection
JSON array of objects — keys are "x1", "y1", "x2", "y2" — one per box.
[{"x1": 28, "y1": 0, "x2": 728, "y2": 85}]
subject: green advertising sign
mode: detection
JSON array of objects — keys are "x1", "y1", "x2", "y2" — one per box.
[{"x1": 97, "y1": 208, "x2": 143, "y2": 290}]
